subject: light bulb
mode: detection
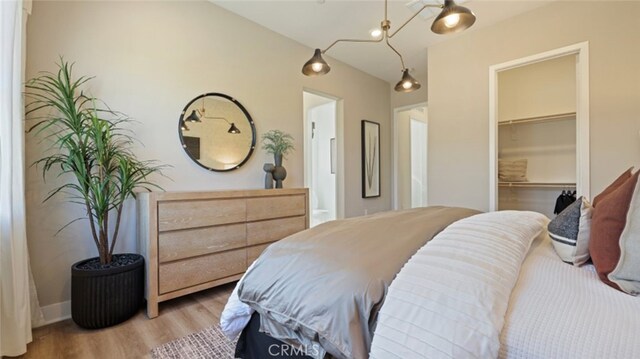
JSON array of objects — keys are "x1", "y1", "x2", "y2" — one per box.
[
  {"x1": 402, "y1": 81, "x2": 412, "y2": 89},
  {"x1": 370, "y1": 28, "x2": 382, "y2": 38},
  {"x1": 311, "y1": 62, "x2": 324, "y2": 72},
  {"x1": 444, "y1": 14, "x2": 460, "y2": 28}
]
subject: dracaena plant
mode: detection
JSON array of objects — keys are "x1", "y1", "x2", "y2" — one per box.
[{"x1": 26, "y1": 60, "x2": 164, "y2": 265}]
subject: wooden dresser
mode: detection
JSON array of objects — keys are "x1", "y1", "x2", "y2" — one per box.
[{"x1": 137, "y1": 188, "x2": 309, "y2": 318}]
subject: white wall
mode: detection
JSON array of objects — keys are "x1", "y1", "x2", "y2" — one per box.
[
  {"x1": 25, "y1": 0, "x2": 391, "y2": 307},
  {"x1": 428, "y1": 1, "x2": 640, "y2": 211},
  {"x1": 498, "y1": 55, "x2": 576, "y2": 121}
]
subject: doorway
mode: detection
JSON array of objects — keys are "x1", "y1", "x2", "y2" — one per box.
[
  {"x1": 393, "y1": 103, "x2": 428, "y2": 210},
  {"x1": 303, "y1": 91, "x2": 338, "y2": 227},
  {"x1": 488, "y1": 42, "x2": 590, "y2": 212}
]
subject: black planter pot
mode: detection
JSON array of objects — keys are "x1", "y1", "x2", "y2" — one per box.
[{"x1": 71, "y1": 253, "x2": 144, "y2": 329}]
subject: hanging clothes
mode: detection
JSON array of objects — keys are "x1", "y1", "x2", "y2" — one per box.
[{"x1": 554, "y1": 190, "x2": 577, "y2": 214}]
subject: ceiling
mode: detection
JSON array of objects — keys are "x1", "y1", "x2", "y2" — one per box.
[{"x1": 212, "y1": 0, "x2": 553, "y2": 84}]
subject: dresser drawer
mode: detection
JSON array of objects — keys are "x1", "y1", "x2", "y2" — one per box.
[
  {"x1": 247, "y1": 243, "x2": 272, "y2": 265},
  {"x1": 139, "y1": 189, "x2": 309, "y2": 318},
  {"x1": 247, "y1": 216, "x2": 306, "y2": 246},
  {"x1": 246, "y1": 194, "x2": 306, "y2": 222},
  {"x1": 158, "y1": 249, "x2": 246, "y2": 294},
  {"x1": 158, "y1": 223, "x2": 246, "y2": 263},
  {"x1": 158, "y1": 199, "x2": 246, "y2": 231}
]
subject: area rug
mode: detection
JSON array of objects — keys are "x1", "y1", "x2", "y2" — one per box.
[{"x1": 150, "y1": 325, "x2": 237, "y2": 359}]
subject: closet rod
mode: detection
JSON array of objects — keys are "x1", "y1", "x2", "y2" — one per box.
[
  {"x1": 498, "y1": 182, "x2": 576, "y2": 188},
  {"x1": 499, "y1": 112, "x2": 576, "y2": 126}
]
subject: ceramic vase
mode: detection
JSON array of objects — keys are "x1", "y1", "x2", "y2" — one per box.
[
  {"x1": 263, "y1": 163, "x2": 275, "y2": 189},
  {"x1": 273, "y1": 153, "x2": 287, "y2": 188}
]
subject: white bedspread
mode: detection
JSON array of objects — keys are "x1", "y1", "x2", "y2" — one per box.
[
  {"x1": 500, "y1": 230, "x2": 640, "y2": 359},
  {"x1": 220, "y1": 262, "x2": 255, "y2": 340},
  {"x1": 370, "y1": 211, "x2": 547, "y2": 359},
  {"x1": 224, "y1": 210, "x2": 640, "y2": 358}
]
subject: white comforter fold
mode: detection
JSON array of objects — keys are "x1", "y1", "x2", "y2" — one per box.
[{"x1": 369, "y1": 211, "x2": 548, "y2": 359}]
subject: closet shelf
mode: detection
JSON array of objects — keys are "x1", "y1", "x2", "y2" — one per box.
[
  {"x1": 499, "y1": 181, "x2": 576, "y2": 188},
  {"x1": 498, "y1": 112, "x2": 576, "y2": 126}
]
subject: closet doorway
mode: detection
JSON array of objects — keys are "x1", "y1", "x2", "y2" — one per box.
[
  {"x1": 393, "y1": 103, "x2": 428, "y2": 210},
  {"x1": 303, "y1": 91, "x2": 340, "y2": 227},
  {"x1": 489, "y1": 42, "x2": 590, "y2": 217}
]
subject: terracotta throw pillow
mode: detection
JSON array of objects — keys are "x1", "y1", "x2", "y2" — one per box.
[
  {"x1": 592, "y1": 167, "x2": 633, "y2": 207},
  {"x1": 590, "y1": 170, "x2": 640, "y2": 290},
  {"x1": 609, "y1": 173, "x2": 640, "y2": 295}
]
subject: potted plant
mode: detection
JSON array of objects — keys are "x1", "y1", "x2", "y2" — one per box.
[
  {"x1": 26, "y1": 60, "x2": 164, "y2": 329},
  {"x1": 261, "y1": 130, "x2": 294, "y2": 188}
]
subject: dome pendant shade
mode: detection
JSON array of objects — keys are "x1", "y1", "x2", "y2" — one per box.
[
  {"x1": 302, "y1": 48, "x2": 331, "y2": 76},
  {"x1": 431, "y1": 0, "x2": 476, "y2": 34},
  {"x1": 228, "y1": 123, "x2": 241, "y2": 134},
  {"x1": 180, "y1": 120, "x2": 189, "y2": 131},
  {"x1": 185, "y1": 109, "x2": 201, "y2": 123},
  {"x1": 394, "y1": 69, "x2": 421, "y2": 93}
]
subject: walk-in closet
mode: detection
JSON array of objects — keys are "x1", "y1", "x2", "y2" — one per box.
[{"x1": 496, "y1": 54, "x2": 581, "y2": 218}]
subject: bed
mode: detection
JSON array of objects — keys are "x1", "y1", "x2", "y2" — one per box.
[{"x1": 220, "y1": 206, "x2": 640, "y2": 359}]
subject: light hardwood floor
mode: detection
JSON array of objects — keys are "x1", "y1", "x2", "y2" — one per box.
[{"x1": 12, "y1": 283, "x2": 235, "y2": 359}]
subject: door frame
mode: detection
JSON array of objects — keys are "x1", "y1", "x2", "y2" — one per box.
[
  {"x1": 302, "y1": 88, "x2": 344, "y2": 220},
  {"x1": 392, "y1": 102, "x2": 428, "y2": 210},
  {"x1": 488, "y1": 42, "x2": 590, "y2": 211}
]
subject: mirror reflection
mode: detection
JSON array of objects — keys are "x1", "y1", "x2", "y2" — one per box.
[{"x1": 179, "y1": 93, "x2": 256, "y2": 171}]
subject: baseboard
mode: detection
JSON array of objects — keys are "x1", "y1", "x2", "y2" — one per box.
[{"x1": 37, "y1": 300, "x2": 71, "y2": 327}]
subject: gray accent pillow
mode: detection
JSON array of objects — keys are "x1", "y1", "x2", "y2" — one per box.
[
  {"x1": 548, "y1": 196, "x2": 592, "y2": 265},
  {"x1": 609, "y1": 174, "x2": 640, "y2": 295}
]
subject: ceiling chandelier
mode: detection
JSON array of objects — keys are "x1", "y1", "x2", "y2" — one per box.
[{"x1": 302, "y1": 0, "x2": 476, "y2": 92}]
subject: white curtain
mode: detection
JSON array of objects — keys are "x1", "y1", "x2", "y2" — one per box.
[{"x1": 0, "y1": 0, "x2": 42, "y2": 356}]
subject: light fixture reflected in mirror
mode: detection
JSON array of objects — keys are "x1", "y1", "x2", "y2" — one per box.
[
  {"x1": 186, "y1": 97, "x2": 241, "y2": 134},
  {"x1": 301, "y1": 0, "x2": 475, "y2": 93},
  {"x1": 228, "y1": 123, "x2": 240, "y2": 134},
  {"x1": 185, "y1": 110, "x2": 201, "y2": 123}
]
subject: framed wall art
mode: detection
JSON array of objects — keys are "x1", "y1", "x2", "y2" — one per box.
[{"x1": 361, "y1": 120, "x2": 380, "y2": 198}]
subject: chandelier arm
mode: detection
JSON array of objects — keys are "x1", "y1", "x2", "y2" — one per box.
[
  {"x1": 198, "y1": 98, "x2": 231, "y2": 124},
  {"x1": 385, "y1": 36, "x2": 406, "y2": 70},
  {"x1": 388, "y1": 4, "x2": 444, "y2": 39},
  {"x1": 203, "y1": 116, "x2": 231, "y2": 125},
  {"x1": 323, "y1": 37, "x2": 384, "y2": 53}
]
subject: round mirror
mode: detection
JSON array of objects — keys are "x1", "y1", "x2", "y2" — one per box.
[{"x1": 178, "y1": 93, "x2": 256, "y2": 171}]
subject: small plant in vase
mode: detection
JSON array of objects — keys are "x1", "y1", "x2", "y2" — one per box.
[{"x1": 261, "y1": 130, "x2": 294, "y2": 188}]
